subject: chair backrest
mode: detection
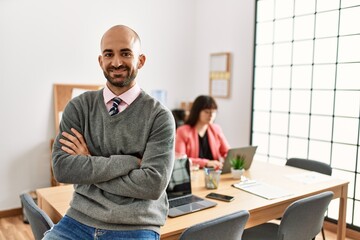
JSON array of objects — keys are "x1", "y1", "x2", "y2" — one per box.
[
  {"x1": 278, "y1": 191, "x2": 334, "y2": 240},
  {"x1": 171, "y1": 109, "x2": 186, "y2": 129},
  {"x1": 178, "y1": 210, "x2": 249, "y2": 240},
  {"x1": 286, "y1": 158, "x2": 332, "y2": 176},
  {"x1": 20, "y1": 193, "x2": 54, "y2": 240}
]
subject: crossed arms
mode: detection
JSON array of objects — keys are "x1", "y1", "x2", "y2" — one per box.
[{"x1": 52, "y1": 101, "x2": 175, "y2": 200}]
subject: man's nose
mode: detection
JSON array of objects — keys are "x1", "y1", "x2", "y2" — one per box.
[{"x1": 112, "y1": 56, "x2": 123, "y2": 67}]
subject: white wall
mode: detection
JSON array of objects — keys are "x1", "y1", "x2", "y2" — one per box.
[
  {"x1": 0, "y1": 0, "x2": 255, "y2": 211},
  {"x1": 194, "y1": 0, "x2": 256, "y2": 147}
]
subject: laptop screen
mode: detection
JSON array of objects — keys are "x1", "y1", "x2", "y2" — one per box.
[
  {"x1": 222, "y1": 146, "x2": 258, "y2": 174},
  {"x1": 166, "y1": 157, "x2": 191, "y2": 199}
]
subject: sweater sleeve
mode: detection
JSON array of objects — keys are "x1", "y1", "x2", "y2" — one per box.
[
  {"x1": 52, "y1": 99, "x2": 139, "y2": 184},
  {"x1": 212, "y1": 124, "x2": 230, "y2": 159},
  {"x1": 94, "y1": 109, "x2": 176, "y2": 200},
  {"x1": 175, "y1": 126, "x2": 190, "y2": 156}
]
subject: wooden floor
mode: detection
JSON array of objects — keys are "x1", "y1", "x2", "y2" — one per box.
[
  {"x1": 0, "y1": 215, "x2": 356, "y2": 240},
  {"x1": 0, "y1": 215, "x2": 33, "y2": 240}
]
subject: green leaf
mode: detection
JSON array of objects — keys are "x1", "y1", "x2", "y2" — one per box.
[{"x1": 230, "y1": 154, "x2": 245, "y2": 170}]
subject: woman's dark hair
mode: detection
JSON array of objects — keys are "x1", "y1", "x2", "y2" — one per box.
[{"x1": 186, "y1": 95, "x2": 218, "y2": 127}]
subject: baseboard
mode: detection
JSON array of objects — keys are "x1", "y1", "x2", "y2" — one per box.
[
  {"x1": 324, "y1": 220, "x2": 360, "y2": 239},
  {"x1": 0, "y1": 208, "x2": 22, "y2": 218}
]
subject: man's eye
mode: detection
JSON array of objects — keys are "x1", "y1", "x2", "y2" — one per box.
[
  {"x1": 104, "y1": 53, "x2": 113, "y2": 57},
  {"x1": 122, "y1": 52, "x2": 132, "y2": 57}
]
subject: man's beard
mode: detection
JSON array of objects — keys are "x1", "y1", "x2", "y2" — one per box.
[{"x1": 103, "y1": 67, "x2": 137, "y2": 87}]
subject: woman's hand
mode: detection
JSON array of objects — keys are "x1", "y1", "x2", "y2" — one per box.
[{"x1": 206, "y1": 160, "x2": 223, "y2": 170}]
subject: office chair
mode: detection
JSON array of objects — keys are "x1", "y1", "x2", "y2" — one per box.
[
  {"x1": 286, "y1": 158, "x2": 332, "y2": 176},
  {"x1": 171, "y1": 109, "x2": 186, "y2": 129},
  {"x1": 20, "y1": 192, "x2": 54, "y2": 240},
  {"x1": 286, "y1": 157, "x2": 332, "y2": 240},
  {"x1": 242, "y1": 191, "x2": 334, "y2": 240},
  {"x1": 179, "y1": 210, "x2": 249, "y2": 240}
]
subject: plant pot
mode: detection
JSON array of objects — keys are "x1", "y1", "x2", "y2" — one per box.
[{"x1": 231, "y1": 168, "x2": 244, "y2": 179}]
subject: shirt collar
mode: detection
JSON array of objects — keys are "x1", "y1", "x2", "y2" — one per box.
[{"x1": 103, "y1": 83, "x2": 141, "y2": 105}]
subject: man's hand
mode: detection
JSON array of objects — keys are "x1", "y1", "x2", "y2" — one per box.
[{"x1": 59, "y1": 128, "x2": 91, "y2": 156}]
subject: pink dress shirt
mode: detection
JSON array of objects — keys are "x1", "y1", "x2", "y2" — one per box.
[
  {"x1": 175, "y1": 124, "x2": 230, "y2": 168},
  {"x1": 103, "y1": 83, "x2": 141, "y2": 112}
]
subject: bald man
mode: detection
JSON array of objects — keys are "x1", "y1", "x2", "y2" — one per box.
[{"x1": 46, "y1": 25, "x2": 175, "y2": 240}]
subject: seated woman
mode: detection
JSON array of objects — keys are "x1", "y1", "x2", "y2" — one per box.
[{"x1": 175, "y1": 95, "x2": 230, "y2": 169}]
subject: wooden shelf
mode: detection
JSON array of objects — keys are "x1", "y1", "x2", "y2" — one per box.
[{"x1": 53, "y1": 83, "x2": 103, "y2": 134}]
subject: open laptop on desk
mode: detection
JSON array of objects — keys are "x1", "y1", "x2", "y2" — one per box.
[
  {"x1": 166, "y1": 157, "x2": 217, "y2": 218},
  {"x1": 222, "y1": 146, "x2": 258, "y2": 174}
]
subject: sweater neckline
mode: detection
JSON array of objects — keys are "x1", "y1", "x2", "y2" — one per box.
[{"x1": 98, "y1": 89, "x2": 145, "y2": 120}]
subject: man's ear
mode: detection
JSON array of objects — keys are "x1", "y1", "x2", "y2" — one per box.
[
  {"x1": 137, "y1": 54, "x2": 146, "y2": 69},
  {"x1": 98, "y1": 55, "x2": 103, "y2": 67}
]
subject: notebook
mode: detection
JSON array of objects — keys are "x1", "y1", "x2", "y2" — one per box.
[
  {"x1": 166, "y1": 157, "x2": 217, "y2": 218},
  {"x1": 222, "y1": 146, "x2": 258, "y2": 174},
  {"x1": 232, "y1": 181, "x2": 293, "y2": 200}
]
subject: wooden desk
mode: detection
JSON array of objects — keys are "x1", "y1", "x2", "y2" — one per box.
[{"x1": 36, "y1": 161, "x2": 348, "y2": 240}]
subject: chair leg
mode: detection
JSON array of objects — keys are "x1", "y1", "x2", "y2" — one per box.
[
  {"x1": 312, "y1": 227, "x2": 326, "y2": 240},
  {"x1": 321, "y1": 226, "x2": 326, "y2": 240}
]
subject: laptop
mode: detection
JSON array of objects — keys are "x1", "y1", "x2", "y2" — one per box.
[
  {"x1": 222, "y1": 146, "x2": 258, "y2": 174},
  {"x1": 166, "y1": 157, "x2": 217, "y2": 218}
]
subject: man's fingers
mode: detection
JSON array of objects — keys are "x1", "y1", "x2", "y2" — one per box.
[
  {"x1": 62, "y1": 131, "x2": 80, "y2": 145},
  {"x1": 61, "y1": 146, "x2": 76, "y2": 155},
  {"x1": 60, "y1": 129, "x2": 90, "y2": 156},
  {"x1": 59, "y1": 138, "x2": 76, "y2": 149},
  {"x1": 71, "y1": 128, "x2": 86, "y2": 144}
]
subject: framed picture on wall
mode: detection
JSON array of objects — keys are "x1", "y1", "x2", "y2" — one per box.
[{"x1": 209, "y1": 52, "x2": 231, "y2": 98}]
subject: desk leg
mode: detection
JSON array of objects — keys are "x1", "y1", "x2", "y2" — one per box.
[
  {"x1": 337, "y1": 184, "x2": 348, "y2": 240},
  {"x1": 36, "y1": 191, "x2": 43, "y2": 209}
]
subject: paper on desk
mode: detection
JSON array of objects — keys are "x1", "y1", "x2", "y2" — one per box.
[
  {"x1": 285, "y1": 171, "x2": 332, "y2": 184},
  {"x1": 232, "y1": 181, "x2": 293, "y2": 200}
]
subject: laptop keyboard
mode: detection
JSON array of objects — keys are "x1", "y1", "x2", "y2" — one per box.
[{"x1": 169, "y1": 195, "x2": 203, "y2": 208}]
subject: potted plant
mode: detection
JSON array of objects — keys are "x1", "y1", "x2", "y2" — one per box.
[{"x1": 230, "y1": 155, "x2": 245, "y2": 179}]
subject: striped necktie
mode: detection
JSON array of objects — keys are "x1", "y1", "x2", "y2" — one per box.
[{"x1": 109, "y1": 97, "x2": 122, "y2": 116}]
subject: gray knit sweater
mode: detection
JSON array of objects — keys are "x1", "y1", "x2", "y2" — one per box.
[{"x1": 52, "y1": 89, "x2": 175, "y2": 233}]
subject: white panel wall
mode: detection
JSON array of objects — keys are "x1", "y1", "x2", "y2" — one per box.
[{"x1": 0, "y1": 0, "x2": 255, "y2": 210}]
